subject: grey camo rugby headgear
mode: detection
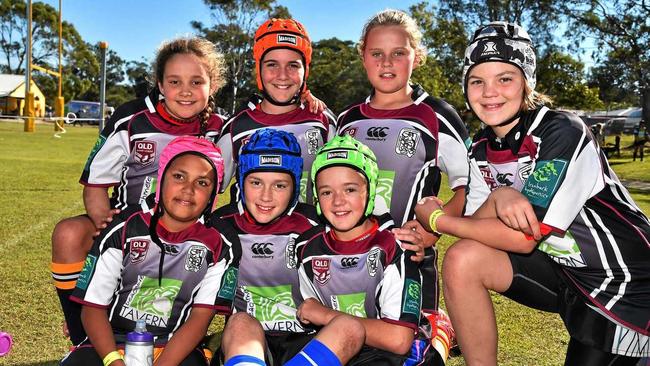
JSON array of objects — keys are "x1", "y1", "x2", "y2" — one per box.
[{"x1": 462, "y1": 21, "x2": 537, "y2": 96}]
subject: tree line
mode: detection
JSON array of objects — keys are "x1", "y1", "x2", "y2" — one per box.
[{"x1": 1, "y1": 0, "x2": 648, "y2": 123}]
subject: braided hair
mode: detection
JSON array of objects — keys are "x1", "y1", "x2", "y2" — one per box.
[{"x1": 198, "y1": 94, "x2": 216, "y2": 137}]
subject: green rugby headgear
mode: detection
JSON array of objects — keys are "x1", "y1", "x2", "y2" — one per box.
[{"x1": 311, "y1": 135, "x2": 378, "y2": 216}]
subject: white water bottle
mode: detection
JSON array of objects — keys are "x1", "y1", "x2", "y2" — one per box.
[{"x1": 124, "y1": 320, "x2": 154, "y2": 366}]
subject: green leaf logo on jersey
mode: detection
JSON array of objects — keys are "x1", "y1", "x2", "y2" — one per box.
[
  {"x1": 300, "y1": 171, "x2": 308, "y2": 203},
  {"x1": 522, "y1": 159, "x2": 567, "y2": 208},
  {"x1": 243, "y1": 285, "x2": 296, "y2": 322},
  {"x1": 127, "y1": 276, "x2": 182, "y2": 319},
  {"x1": 375, "y1": 170, "x2": 395, "y2": 214},
  {"x1": 402, "y1": 279, "x2": 421, "y2": 316},
  {"x1": 331, "y1": 292, "x2": 367, "y2": 317},
  {"x1": 76, "y1": 254, "x2": 97, "y2": 290},
  {"x1": 217, "y1": 267, "x2": 238, "y2": 301},
  {"x1": 538, "y1": 230, "x2": 586, "y2": 267},
  {"x1": 83, "y1": 135, "x2": 107, "y2": 172}
]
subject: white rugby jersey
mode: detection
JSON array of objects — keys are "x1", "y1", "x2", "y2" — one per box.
[
  {"x1": 212, "y1": 202, "x2": 319, "y2": 334},
  {"x1": 296, "y1": 214, "x2": 422, "y2": 331},
  {"x1": 216, "y1": 95, "x2": 337, "y2": 204},
  {"x1": 466, "y1": 106, "x2": 650, "y2": 337},
  {"x1": 71, "y1": 197, "x2": 241, "y2": 344},
  {"x1": 336, "y1": 84, "x2": 470, "y2": 226},
  {"x1": 80, "y1": 89, "x2": 224, "y2": 209}
]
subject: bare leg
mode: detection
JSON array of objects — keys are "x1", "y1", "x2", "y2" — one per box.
[
  {"x1": 51, "y1": 215, "x2": 97, "y2": 344},
  {"x1": 221, "y1": 313, "x2": 266, "y2": 362},
  {"x1": 442, "y1": 239, "x2": 514, "y2": 366},
  {"x1": 312, "y1": 314, "x2": 365, "y2": 364},
  {"x1": 52, "y1": 215, "x2": 96, "y2": 263}
]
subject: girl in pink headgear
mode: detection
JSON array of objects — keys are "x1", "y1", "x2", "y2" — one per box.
[{"x1": 63, "y1": 137, "x2": 241, "y2": 366}]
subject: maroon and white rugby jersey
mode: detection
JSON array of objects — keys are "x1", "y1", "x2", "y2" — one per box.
[
  {"x1": 71, "y1": 197, "x2": 241, "y2": 345},
  {"x1": 296, "y1": 214, "x2": 422, "y2": 331},
  {"x1": 213, "y1": 202, "x2": 320, "y2": 333},
  {"x1": 336, "y1": 85, "x2": 470, "y2": 225},
  {"x1": 216, "y1": 95, "x2": 336, "y2": 204},
  {"x1": 466, "y1": 106, "x2": 650, "y2": 341},
  {"x1": 80, "y1": 89, "x2": 224, "y2": 209}
]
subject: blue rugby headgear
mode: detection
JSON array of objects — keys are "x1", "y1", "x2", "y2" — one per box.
[{"x1": 238, "y1": 129, "x2": 303, "y2": 210}]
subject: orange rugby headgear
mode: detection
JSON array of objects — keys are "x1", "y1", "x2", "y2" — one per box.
[{"x1": 253, "y1": 18, "x2": 312, "y2": 93}]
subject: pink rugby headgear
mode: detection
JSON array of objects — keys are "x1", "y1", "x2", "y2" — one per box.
[{"x1": 156, "y1": 136, "x2": 225, "y2": 214}]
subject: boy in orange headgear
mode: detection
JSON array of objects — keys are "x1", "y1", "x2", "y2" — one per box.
[{"x1": 217, "y1": 18, "x2": 336, "y2": 206}]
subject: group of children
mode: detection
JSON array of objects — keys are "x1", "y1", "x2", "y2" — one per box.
[{"x1": 49, "y1": 8, "x2": 649, "y2": 366}]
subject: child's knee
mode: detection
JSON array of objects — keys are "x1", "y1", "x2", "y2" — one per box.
[
  {"x1": 51, "y1": 216, "x2": 95, "y2": 260},
  {"x1": 442, "y1": 240, "x2": 482, "y2": 283}
]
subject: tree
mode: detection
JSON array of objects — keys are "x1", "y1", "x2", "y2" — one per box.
[
  {"x1": 126, "y1": 59, "x2": 151, "y2": 98},
  {"x1": 536, "y1": 49, "x2": 604, "y2": 110},
  {"x1": 409, "y1": 2, "x2": 469, "y2": 111},
  {"x1": 308, "y1": 38, "x2": 370, "y2": 114},
  {"x1": 0, "y1": 0, "x2": 79, "y2": 74},
  {"x1": 193, "y1": 0, "x2": 290, "y2": 114},
  {"x1": 437, "y1": 0, "x2": 565, "y2": 52},
  {"x1": 563, "y1": 0, "x2": 649, "y2": 120}
]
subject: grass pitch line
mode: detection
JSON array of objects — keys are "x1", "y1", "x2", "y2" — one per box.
[{"x1": 0, "y1": 200, "x2": 84, "y2": 255}]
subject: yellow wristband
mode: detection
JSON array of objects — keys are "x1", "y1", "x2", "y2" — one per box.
[
  {"x1": 102, "y1": 350, "x2": 123, "y2": 366},
  {"x1": 428, "y1": 209, "x2": 445, "y2": 235}
]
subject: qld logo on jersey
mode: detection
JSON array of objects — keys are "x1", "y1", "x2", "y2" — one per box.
[
  {"x1": 134, "y1": 140, "x2": 156, "y2": 166},
  {"x1": 343, "y1": 128, "x2": 357, "y2": 137},
  {"x1": 312, "y1": 257, "x2": 331, "y2": 286},
  {"x1": 130, "y1": 239, "x2": 150, "y2": 264},
  {"x1": 395, "y1": 128, "x2": 420, "y2": 158}
]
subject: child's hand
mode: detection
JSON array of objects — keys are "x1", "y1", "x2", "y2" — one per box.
[
  {"x1": 297, "y1": 298, "x2": 332, "y2": 326},
  {"x1": 301, "y1": 89, "x2": 327, "y2": 114},
  {"x1": 392, "y1": 221, "x2": 425, "y2": 262},
  {"x1": 414, "y1": 196, "x2": 444, "y2": 232},
  {"x1": 90, "y1": 208, "x2": 121, "y2": 237},
  {"x1": 491, "y1": 187, "x2": 541, "y2": 240}
]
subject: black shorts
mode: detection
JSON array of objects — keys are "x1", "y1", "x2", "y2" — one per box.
[
  {"x1": 502, "y1": 249, "x2": 647, "y2": 357},
  {"x1": 346, "y1": 345, "x2": 407, "y2": 366},
  {"x1": 265, "y1": 332, "x2": 314, "y2": 365}
]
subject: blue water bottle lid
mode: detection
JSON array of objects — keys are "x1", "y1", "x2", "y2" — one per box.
[{"x1": 127, "y1": 320, "x2": 154, "y2": 342}]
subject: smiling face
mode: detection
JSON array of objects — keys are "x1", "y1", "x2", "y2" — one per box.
[
  {"x1": 316, "y1": 166, "x2": 373, "y2": 241},
  {"x1": 466, "y1": 62, "x2": 526, "y2": 137},
  {"x1": 362, "y1": 25, "x2": 418, "y2": 102},
  {"x1": 243, "y1": 171, "x2": 294, "y2": 224},
  {"x1": 160, "y1": 154, "x2": 215, "y2": 232},
  {"x1": 259, "y1": 48, "x2": 305, "y2": 113},
  {"x1": 158, "y1": 53, "x2": 211, "y2": 120}
]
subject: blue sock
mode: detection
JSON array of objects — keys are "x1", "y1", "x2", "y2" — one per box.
[
  {"x1": 284, "y1": 339, "x2": 342, "y2": 366},
  {"x1": 224, "y1": 355, "x2": 266, "y2": 366}
]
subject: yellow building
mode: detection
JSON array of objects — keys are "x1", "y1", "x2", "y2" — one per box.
[{"x1": 0, "y1": 74, "x2": 46, "y2": 117}]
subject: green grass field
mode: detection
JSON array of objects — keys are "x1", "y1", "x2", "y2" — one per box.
[{"x1": 0, "y1": 121, "x2": 648, "y2": 365}]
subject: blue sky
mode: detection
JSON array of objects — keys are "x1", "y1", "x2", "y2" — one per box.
[{"x1": 40, "y1": 0, "x2": 422, "y2": 63}]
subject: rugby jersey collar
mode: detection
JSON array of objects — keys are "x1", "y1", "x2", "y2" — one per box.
[
  {"x1": 365, "y1": 83, "x2": 428, "y2": 106},
  {"x1": 485, "y1": 108, "x2": 542, "y2": 155}
]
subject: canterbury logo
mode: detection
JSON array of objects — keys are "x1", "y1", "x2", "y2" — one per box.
[
  {"x1": 251, "y1": 243, "x2": 274, "y2": 255},
  {"x1": 367, "y1": 127, "x2": 388, "y2": 138},
  {"x1": 340, "y1": 257, "x2": 359, "y2": 268}
]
